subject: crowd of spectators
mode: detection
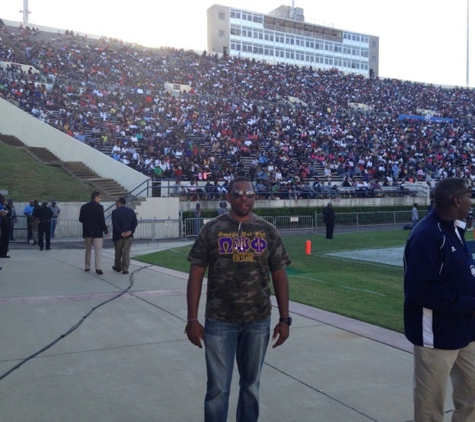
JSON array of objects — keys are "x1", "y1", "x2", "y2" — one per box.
[{"x1": 2, "y1": 22, "x2": 475, "y2": 200}]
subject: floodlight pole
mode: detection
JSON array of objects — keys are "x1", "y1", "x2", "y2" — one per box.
[
  {"x1": 20, "y1": 0, "x2": 30, "y2": 24},
  {"x1": 467, "y1": 0, "x2": 470, "y2": 87}
]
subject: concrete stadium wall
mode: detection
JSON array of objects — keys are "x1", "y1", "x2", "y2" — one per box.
[
  {"x1": 13, "y1": 198, "x2": 179, "y2": 222},
  {"x1": 179, "y1": 195, "x2": 428, "y2": 213},
  {"x1": 0, "y1": 98, "x2": 149, "y2": 193}
]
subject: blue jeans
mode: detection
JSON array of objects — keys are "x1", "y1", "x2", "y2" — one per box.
[
  {"x1": 204, "y1": 318, "x2": 270, "y2": 422},
  {"x1": 50, "y1": 218, "x2": 58, "y2": 238}
]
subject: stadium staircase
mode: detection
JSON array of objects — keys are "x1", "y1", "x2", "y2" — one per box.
[{"x1": 0, "y1": 133, "x2": 128, "y2": 199}]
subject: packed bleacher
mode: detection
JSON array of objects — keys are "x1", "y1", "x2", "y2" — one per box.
[{"x1": 1, "y1": 21, "x2": 475, "y2": 200}]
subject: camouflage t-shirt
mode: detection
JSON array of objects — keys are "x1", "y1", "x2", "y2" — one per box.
[{"x1": 187, "y1": 213, "x2": 292, "y2": 322}]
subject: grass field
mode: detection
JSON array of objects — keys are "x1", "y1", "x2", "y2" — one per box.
[
  {"x1": 0, "y1": 142, "x2": 96, "y2": 201},
  {"x1": 135, "y1": 230, "x2": 411, "y2": 333}
]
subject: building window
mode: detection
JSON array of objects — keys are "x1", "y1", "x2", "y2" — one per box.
[
  {"x1": 219, "y1": 12, "x2": 225, "y2": 20},
  {"x1": 254, "y1": 29, "x2": 263, "y2": 40},
  {"x1": 265, "y1": 47, "x2": 274, "y2": 56},
  {"x1": 231, "y1": 25, "x2": 241, "y2": 36},
  {"x1": 242, "y1": 42, "x2": 252, "y2": 52},
  {"x1": 264, "y1": 31, "x2": 274, "y2": 42},
  {"x1": 219, "y1": 30, "x2": 225, "y2": 38},
  {"x1": 231, "y1": 41, "x2": 241, "y2": 51}
]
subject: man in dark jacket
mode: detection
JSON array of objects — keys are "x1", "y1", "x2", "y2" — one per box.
[
  {"x1": 79, "y1": 191, "x2": 108, "y2": 275},
  {"x1": 404, "y1": 177, "x2": 475, "y2": 421},
  {"x1": 322, "y1": 202, "x2": 336, "y2": 239},
  {"x1": 111, "y1": 197, "x2": 137, "y2": 275},
  {"x1": 0, "y1": 194, "x2": 10, "y2": 258}
]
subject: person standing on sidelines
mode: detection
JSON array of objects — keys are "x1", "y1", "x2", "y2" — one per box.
[
  {"x1": 217, "y1": 201, "x2": 228, "y2": 215},
  {"x1": 48, "y1": 200, "x2": 61, "y2": 238},
  {"x1": 411, "y1": 203, "x2": 419, "y2": 228},
  {"x1": 7, "y1": 199, "x2": 17, "y2": 241},
  {"x1": 33, "y1": 201, "x2": 53, "y2": 251},
  {"x1": 322, "y1": 202, "x2": 336, "y2": 239},
  {"x1": 0, "y1": 194, "x2": 11, "y2": 258},
  {"x1": 79, "y1": 191, "x2": 108, "y2": 275},
  {"x1": 23, "y1": 200, "x2": 34, "y2": 244},
  {"x1": 467, "y1": 206, "x2": 473, "y2": 230},
  {"x1": 404, "y1": 177, "x2": 475, "y2": 421},
  {"x1": 185, "y1": 176, "x2": 291, "y2": 422},
  {"x1": 30, "y1": 200, "x2": 40, "y2": 246},
  {"x1": 111, "y1": 197, "x2": 138, "y2": 275},
  {"x1": 193, "y1": 202, "x2": 202, "y2": 236}
]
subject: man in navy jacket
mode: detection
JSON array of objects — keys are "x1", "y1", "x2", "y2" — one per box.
[
  {"x1": 111, "y1": 197, "x2": 137, "y2": 275},
  {"x1": 404, "y1": 177, "x2": 475, "y2": 421}
]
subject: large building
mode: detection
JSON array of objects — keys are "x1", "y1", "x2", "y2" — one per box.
[{"x1": 207, "y1": 4, "x2": 379, "y2": 78}]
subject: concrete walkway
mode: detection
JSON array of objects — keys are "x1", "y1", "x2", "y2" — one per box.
[{"x1": 0, "y1": 240, "x2": 455, "y2": 421}]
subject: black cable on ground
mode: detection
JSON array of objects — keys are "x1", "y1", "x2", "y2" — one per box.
[{"x1": 0, "y1": 265, "x2": 151, "y2": 382}]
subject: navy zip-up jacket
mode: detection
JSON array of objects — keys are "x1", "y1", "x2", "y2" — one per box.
[{"x1": 404, "y1": 209, "x2": 475, "y2": 350}]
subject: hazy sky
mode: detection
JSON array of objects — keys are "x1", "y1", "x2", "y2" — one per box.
[{"x1": 1, "y1": 0, "x2": 474, "y2": 87}]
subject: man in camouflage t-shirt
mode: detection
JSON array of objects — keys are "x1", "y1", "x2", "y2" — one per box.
[{"x1": 185, "y1": 176, "x2": 291, "y2": 422}]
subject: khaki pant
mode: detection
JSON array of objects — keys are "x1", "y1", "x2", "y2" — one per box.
[
  {"x1": 414, "y1": 342, "x2": 475, "y2": 421},
  {"x1": 31, "y1": 219, "x2": 39, "y2": 243},
  {"x1": 114, "y1": 237, "x2": 133, "y2": 272},
  {"x1": 84, "y1": 237, "x2": 103, "y2": 271}
]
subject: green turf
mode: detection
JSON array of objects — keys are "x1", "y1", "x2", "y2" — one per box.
[
  {"x1": 0, "y1": 142, "x2": 100, "y2": 201},
  {"x1": 136, "y1": 230, "x2": 410, "y2": 333}
]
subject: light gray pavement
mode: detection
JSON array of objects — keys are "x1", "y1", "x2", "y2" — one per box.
[{"x1": 0, "y1": 240, "x2": 455, "y2": 422}]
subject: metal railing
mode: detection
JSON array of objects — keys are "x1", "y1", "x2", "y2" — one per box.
[
  {"x1": 9, "y1": 211, "x2": 426, "y2": 242},
  {"x1": 182, "y1": 210, "x2": 427, "y2": 239},
  {"x1": 183, "y1": 215, "x2": 316, "y2": 239},
  {"x1": 314, "y1": 210, "x2": 427, "y2": 233}
]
